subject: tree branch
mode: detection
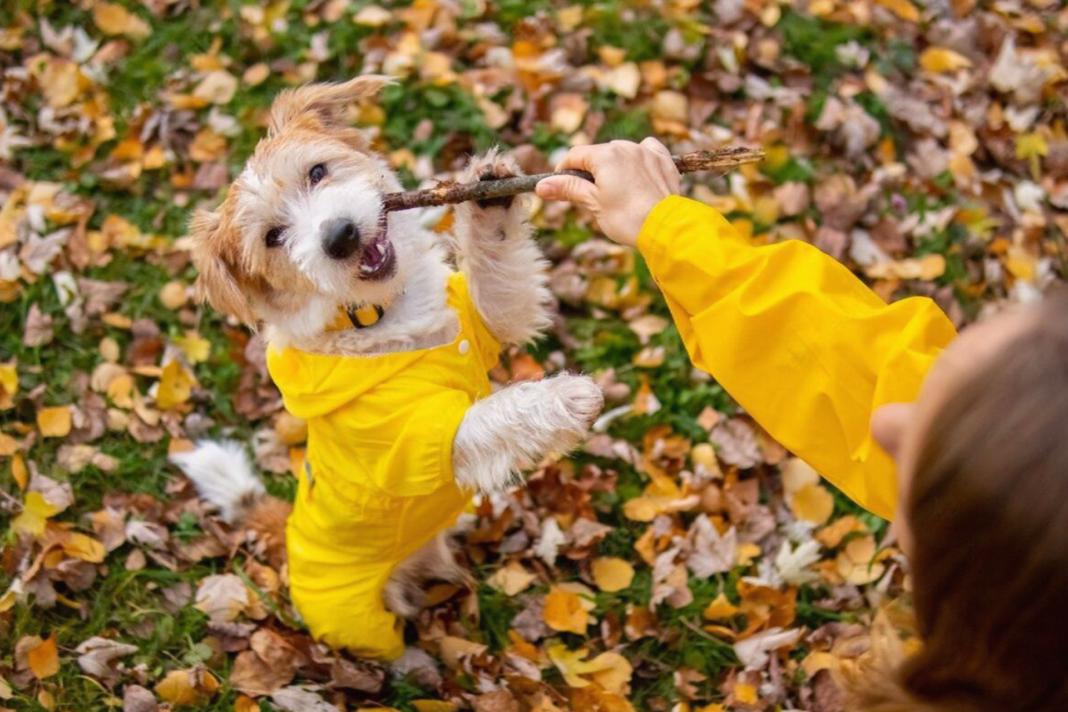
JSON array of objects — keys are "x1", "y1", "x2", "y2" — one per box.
[{"x1": 381, "y1": 147, "x2": 765, "y2": 212}]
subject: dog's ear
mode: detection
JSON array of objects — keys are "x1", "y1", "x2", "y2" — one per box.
[
  {"x1": 268, "y1": 75, "x2": 392, "y2": 135},
  {"x1": 190, "y1": 209, "x2": 257, "y2": 326}
]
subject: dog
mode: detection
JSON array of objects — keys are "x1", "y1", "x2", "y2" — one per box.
[{"x1": 170, "y1": 75, "x2": 604, "y2": 662}]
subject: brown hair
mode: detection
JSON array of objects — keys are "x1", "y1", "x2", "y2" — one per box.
[{"x1": 850, "y1": 288, "x2": 1068, "y2": 712}]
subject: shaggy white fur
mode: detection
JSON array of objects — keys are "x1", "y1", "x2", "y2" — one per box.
[
  {"x1": 169, "y1": 440, "x2": 264, "y2": 523},
  {"x1": 453, "y1": 373, "x2": 604, "y2": 493}
]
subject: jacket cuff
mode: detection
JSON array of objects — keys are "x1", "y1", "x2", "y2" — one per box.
[{"x1": 636, "y1": 195, "x2": 690, "y2": 265}]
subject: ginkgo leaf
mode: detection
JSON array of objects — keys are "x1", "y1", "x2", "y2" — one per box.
[
  {"x1": 174, "y1": 331, "x2": 211, "y2": 364},
  {"x1": 156, "y1": 360, "x2": 194, "y2": 410},
  {"x1": 12, "y1": 492, "x2": 61, "y2": 537},
  {"x1": 37, "y1": 405, "x2": 72, "y2": 437},
  {"x1": 591, "y1": 557, "x2": 635, "y2": 593},
  {"x1": 543, "y1": 587, "x2": 591, "y2": 635},
  {"x1": 790, "y1": 482, "x2": 835, "y2": 525},
  {"x1": 547, "y1": 644, "x2": 632, "y2": 693}
]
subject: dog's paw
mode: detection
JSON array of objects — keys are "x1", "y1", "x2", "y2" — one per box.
[
  {"x1": 461, "y1": 149, "x2": 524, "y2": 212},
  {"x1": 542, "y1": 374, "x2": 605, "y2": 446}
]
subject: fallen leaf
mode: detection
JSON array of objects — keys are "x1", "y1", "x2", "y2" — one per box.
[
  {"x1": 27, "y1": 635, "x2": 60, "y2": 679},
  {"x1": 12, "y1": 492, "x2": 61, "y2": 538},
  {"x1": 37, "y1": 406, "x2": 73, "y2": 437},
  {"x1": 93, "y1": 3, "x2": 151, "y2": 39},
  {"x1": 591, "y1": 557, "x2": 635, "y2": 593},
  {"x1": 543, "y1": 587, "x2": 591, "y2": 635}
]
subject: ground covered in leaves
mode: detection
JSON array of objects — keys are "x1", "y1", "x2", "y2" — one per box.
[{"x1": 1, "y1": 0, "x2": 1067, "y2": 710}]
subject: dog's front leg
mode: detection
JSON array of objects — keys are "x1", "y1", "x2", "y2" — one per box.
[
  {"x1": 453, "y1": 150, "x2": 554, "y2": 346},
  {"x1": 452, "y1": 374, "x2": 604, "y2": 493}
]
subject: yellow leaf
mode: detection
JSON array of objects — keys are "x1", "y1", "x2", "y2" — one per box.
[
  {"x1": 0, "y1": 432, "x2": 17, "y2": 457},
  {"x1": 875, "y1": 0, "x2": 920, "y2": 21},
  {"x1": 0, "y1": 361, "x2": 16, "y2": 410},
  {"x1": 412, "y1": 701, "x2": 458, "y2": 712},
  {"x1": 702, "y1": 593, "x2": 739, "y2": 621},
  {"x1": 234, "y1": 695, "x2": 261, "y2": 712},
  {"x1": 27, "y1": 636, "x2": 59, "y2": 679},
  {"x1": 1016, "y1": 132, "x2": 1049, "y2": 160},
  {"x1": 157, "y1": 361, "x2": 194, "y2": 410},
  {"x1": 59, "y1": 532, "x2": 106, "y2": 563},
  {"x1": 155, "y1": 668, "x2": 218, "y2": 706},
  {"x1": 1016, "y1": 132, "x2": 1049, "y2": 178},
  {"x1": 919, "y1": 47, "x2": 972, "y2": 74},
  {"x1": 734, "y1": 683, "x2": 758, "y2": 705},
  {"x1": 591, "y1": 557, "x2": 635, "y2": 593},
  {"x1": 37, "y1": 406, "x2": 72, "y2": 437},
  {"x1": 174, "y1": 332, "x2": 211, "y2": 364},
  {"x1": 790, "y1": 482, "x2": 835, "y2": 525},
  {"x1": 11, "y1": 454, "x2": 27, "y2": 490},
  {"x1": 547, "y1": 644, "x2": 632, "y2": 693},
  {"x1": 12, "y1": 492, "x2": 61, "y2": 537},
  {"x1": 543, "y1": 587, "x2": 591, "y2": 635},
  {"x1": 93, "y1": 2, "x2": 151, "y2": 39}
]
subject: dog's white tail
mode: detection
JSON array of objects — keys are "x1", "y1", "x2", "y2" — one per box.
[{"x1": 170, "y1": 440, "x2": 265, "y2": 523}]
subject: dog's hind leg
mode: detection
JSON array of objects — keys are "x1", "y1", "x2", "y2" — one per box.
[
  {"x1": 384, "y1": 532, "x2": 472, "y2": 618},
  {"x1": 452, "y1": 149, "x2": 554, "y2": 346}
]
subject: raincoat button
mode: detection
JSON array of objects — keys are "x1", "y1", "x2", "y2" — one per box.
[{"x1": 458, "y1": 339, "x2": 470, "y2": 355}]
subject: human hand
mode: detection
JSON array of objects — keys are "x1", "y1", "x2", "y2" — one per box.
[{"x1": 535, "y1": 138, "x2": 681, "y2": 248}]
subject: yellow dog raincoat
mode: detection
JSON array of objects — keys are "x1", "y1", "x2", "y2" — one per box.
[
  {"x1": 266, "y1": 272, "x2": 498, "y2": 659},
  {"x1": 637, "y1": 197, "x2": 958, "y2": 520}
]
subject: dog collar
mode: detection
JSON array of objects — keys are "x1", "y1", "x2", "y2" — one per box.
[{"x1": 326, "y1": 303, "x2": 386, "y2": 331}]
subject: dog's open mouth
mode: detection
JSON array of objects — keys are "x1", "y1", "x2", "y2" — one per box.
[{"x1": 358, "y1": 227, "x2": 396, "y2": 281}]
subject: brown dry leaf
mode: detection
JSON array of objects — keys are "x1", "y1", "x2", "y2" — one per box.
[
  {"x1": 194, "y1": 71, "x2": 239, "y2": 105},
  {"x1": 37, "y1": 406, "x2": 73, "y2": 437},
  {"x1": 487, "y1": 560, "x2": 536, "y2": 596},
  {"x1": 194, "y1": 574, "x2": 250, "y2": 623},
  {"x1": 543, "y1": 587, "x2": 591, "y2": 635},
  {"x1": 591, "y1": 557, "x2": 635, "y2": 593}
]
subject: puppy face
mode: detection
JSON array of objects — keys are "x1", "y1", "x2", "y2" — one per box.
[{"x1": 190, "y1": 76, "x2": 409, "y2": 331}]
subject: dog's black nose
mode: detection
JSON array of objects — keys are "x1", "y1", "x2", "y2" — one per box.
[{"x1": 321, "y1": 218, "x2": 361, "y2": 260}]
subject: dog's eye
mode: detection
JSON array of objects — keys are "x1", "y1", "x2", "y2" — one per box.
[
  {"x1": 309, "y1": 163, "x2": 327, "y2": 186},
  {"x1": 265, "y1": 227, "x2": 284, "y2": 248}
]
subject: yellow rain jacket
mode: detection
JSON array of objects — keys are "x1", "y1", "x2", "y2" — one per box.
[
  {"x1": 266, "y1": 272, "x2": 499, "y2": 660},
  {"x1": 637, "y1": 197, "x2": 958, "y2": 520}
]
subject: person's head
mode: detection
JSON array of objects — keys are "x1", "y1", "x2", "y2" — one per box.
[{"x1": 856, "y1": 288, "x2": 1068, "y2": 711}]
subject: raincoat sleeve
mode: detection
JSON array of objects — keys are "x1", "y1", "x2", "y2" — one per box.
[{"x1": 636, "y1": 196, "x2": 957, "y2": 520}]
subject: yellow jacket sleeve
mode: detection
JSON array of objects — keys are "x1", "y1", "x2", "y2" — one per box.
[{"x1": 637, "y1": 196, "x2": 957, "y2": 520}]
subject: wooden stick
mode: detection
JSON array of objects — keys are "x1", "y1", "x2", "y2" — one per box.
[{"x1": 381, "y1": 146, "x2": 765, "y2": 212}]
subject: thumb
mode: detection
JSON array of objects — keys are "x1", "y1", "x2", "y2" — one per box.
[{"x1": 535, "y1": 175, "x2": 599, "y2": 210}]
